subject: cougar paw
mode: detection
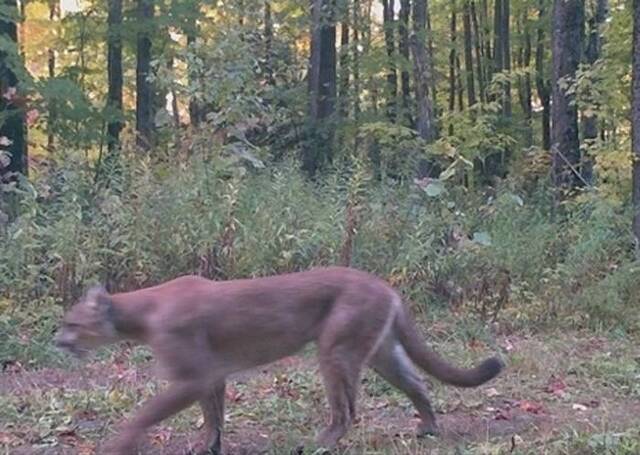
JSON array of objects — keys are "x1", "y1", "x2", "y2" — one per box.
[
  {"x1": 185, "y1": 442, "x2": 221, "y2": 455},
  {"x1": 101, "y1": 436, "x2": 139, "y2": 455},
  {"x1": 416, "y1": 421, "x2": 439, "y2": 438}
]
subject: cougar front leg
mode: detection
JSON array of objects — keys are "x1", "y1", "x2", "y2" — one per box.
[
  {"x1": 193, "y1": 381, "x2": 226, "y2": 455},
  {"x1": 104, "y1": 380, "x2": 205, "y2": 454}
]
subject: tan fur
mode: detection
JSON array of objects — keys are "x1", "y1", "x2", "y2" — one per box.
[{"x1": 55, "y1": 267, "x2": 503, "y2": 454}]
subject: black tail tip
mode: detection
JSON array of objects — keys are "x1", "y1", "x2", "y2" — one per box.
[{"x1": 480, "y1": 356, "x2": 505, "y2": 381}]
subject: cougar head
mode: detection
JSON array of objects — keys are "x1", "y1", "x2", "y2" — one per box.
[{"x1": 55, "y1": 285, "x2": 117, "y2": 358}]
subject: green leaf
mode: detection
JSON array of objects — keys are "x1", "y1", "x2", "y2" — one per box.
[
  {"x1": 472, "y1": 231, "x2": 492, "y2": 246},
  {"x1": 424, "y1": 181, "x2": 445, "y2": 197},
  {"x1": 509, "y1": 194, "x2": 524, "y2": 206}
]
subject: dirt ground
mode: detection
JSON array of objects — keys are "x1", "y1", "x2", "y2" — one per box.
[{"x1": 1, "y1": 330, "x2": 639, "y2": 454}]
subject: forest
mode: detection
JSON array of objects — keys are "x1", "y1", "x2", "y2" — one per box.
[{"x1": 1, "y1": 0, "x2": 640, "y2": 453}]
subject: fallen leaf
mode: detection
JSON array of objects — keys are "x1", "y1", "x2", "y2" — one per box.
[
  {"x1": 485, "y1": 387, "x2": 500, "y2": 398},
  {"x1": 519, "y1": 400, "x2": 544, "y2": 414},
  {"x1": 572, "y1": 403, "x2": 588, "y2": 412},
  {"x1": 544, "y1": 375, "x2": 567, "y2": 397},
  {"x1": 494, "y1": 408, "x2": 511, "y2": 420}
]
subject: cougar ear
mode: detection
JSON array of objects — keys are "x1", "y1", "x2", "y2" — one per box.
[{"x1": 85, "y1": 285, "x2": 111, "y2": 310}]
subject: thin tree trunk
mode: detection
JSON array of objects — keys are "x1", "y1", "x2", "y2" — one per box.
[
  {"x1": 353, "y1": 0, "x2": 361, "y2": 121},
  {"x1": 471, "y1": 1, "x2": 485, "y2": 102},
  {"x1": 47, "y1": 0, "x2": 59, "y2": 151},
  {"x1": 502, "y1": 0, "x2": 511, "y2": 116},
  {"x1": 449, "y1": 5, "x2": 458, "y2": 114},
  {"x1": 535, "y1": 0, "x2": 551, "y2": 150},
  {"x1": 186, "y1": 30, "x2": 201, "y2": 126},
  {"x1": 493, "y1": 0, "x2": 503, "y2": 78},
  {"x1": 410, "y1": 0, "x2": 435, "y2": 142},
  {"x1": 551, "y1": 0, "x2": 584, "y2": 191},
  {"x1": 462, "y1": 1, "x2": 476, "y2": 107},
  {"x1": 169, "y1": 57, "x2": 180, "y2": 129},
  {"x1": 522, "y1": 19, "x2": 532, "y2": 144},
  {"x1": 264, "y1": 1, "x2": 275, "y2": 85},
  {"x1": 481, "y1": 0, "x2": 491, "y2": 73},
  {"x1": 106, "y1": 0, "x2": 123, "y2": 156},
  {"x1": 582, "y1": 0, "x2": 608, "y2": 183},
  {"x1": 339, "y1": 10, "x2": 350, "y2": 118},
  {"x1": 456, "y1": 53, "x2": 464, "y2": 111},
  {"x1": 399, "y1": 0, "x2": 411, "y2": 123},
  {"x1": 633, "y1": 0, "x2": 640, "y2": 256},
  {"x1": 382, "y1": 0, "x2": 397, "y2": 121},
  {"x1": 516, "y1": 15, "x2": 532, "y2": 145},
  {"x1": 305, "y1": 0, "x2": 337, "y2": 175},
  {"x1": 426, "y1": 4, "x2": 437, "y2": 109},
  {"x1": 0, "y1": 0, "x2": 26, "y2": 178},
  {"x1": 136, "y1": 0, "x2": 154, "y2": 150}
]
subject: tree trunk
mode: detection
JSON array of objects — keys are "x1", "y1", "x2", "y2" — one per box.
[
  {"x1": 517, "y1": 15, "x2": 532, "y2": 145},
  {"x1": 47, "y1": 0, "x2": 59, "y2": 151},
  {"x1": 493, "y1": 0, "x2": 503, "y2": 77},
  {"x1": 305, "y1": 0, "x2": 337, "y2": 175},
  {"x1": 456, "y1": 53, "x2": 464, "y2": 111},
  {"x1": 264, "y1": 1, "x2": 275, "y2": 85},
  {"x1": 353, "y1": 0, "x2": 361, "y2": 121},
  {"x1": 449, "y1": 5, "x2": 458, "y2": 114},
  {"x1": 462, "y1": 1, "x2": 476, "y2": 107},
  {"x1": 169, "y1": 57, "x2": 180, "y2": 129},
  {"x1": 136, "y1": 0, "x2": 154, "y2": 150},
  {"x1": 471, "y1": 1, "x2": 485, "y2": 102},
  {"x1": 426, "y1": 3, "x2": 437, "y2": 109},
  {"x1": 633, "y1": 0, "x2": 640, "y2": 256},
  {"x1": 535, "y1": 0, "x2": 551, "y2": 150},
  {"x1": 106, "y1": 0, "x2": 123, "y2": 155},
  {"x1": 502, "y1": 0, "x2": 511, "y2": 116},
  {"x1": 582, "y1": 0, "x2": 608, "y2": 183},
  {"x1": 339, "y1": 10, "x2": 350, "y2": 118},
  {"x1": 551, "y1": 0, "x2": 583, "y2": 190},
  {"x1": 410, "y1": 0, "x2": 435, "y2": 142},
  {"x1": 481, "y1": 0, "x2": 491, "y2": 74},
  {"x1": 382, "y1": 0, "x2": 397, "y2": 121},
  {"x1": 186, "y1": 30, "x2": 202, "y2": 126},
  {"x1": 0, "y1": 0, "x2": 26, "y2": 178},
  {"x1": 399, "y1": 0, "x2": 411, "y2": 123}
]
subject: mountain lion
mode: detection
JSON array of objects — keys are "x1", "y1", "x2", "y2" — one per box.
[{"x1": 55, "y1": 266, "x2": 503, "y2": 454}]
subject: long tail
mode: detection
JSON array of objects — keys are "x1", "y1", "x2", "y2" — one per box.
[{"x1": 395, "y1": 308, "x2": 504, "y2": 388}]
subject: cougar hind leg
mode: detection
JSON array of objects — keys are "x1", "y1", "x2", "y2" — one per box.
[
  {"x1": 192, "y1": 381, "x2": 226, "y2": 455},
  {"x1": 369, "y1": 335, "x2": 438, "y2": 436},
  {"x1": 315, "y1": 293, "x2": 398, "y2": 449}
]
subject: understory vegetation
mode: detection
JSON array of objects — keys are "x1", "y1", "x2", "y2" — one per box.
[{"x1": 1, "y1": 150, "x2": 639, "y2": 368}]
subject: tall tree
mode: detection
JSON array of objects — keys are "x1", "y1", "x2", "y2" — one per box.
[
  {"x1": 0, "y1": 0, "x2": 26, "y2": 178},
  {"x1": 633, "y1": 0, "x2": 640, "y2": 257},
  {"x1": 470, "y1": 1, "x2": 485, "y2": 102},
  {"x1": 535, "y1": 0, "x2": 551, "y2": 150},
  {"x1": 382, "y1": 0, "x2": 397, "y2": 121},
  {"x1": 106, "y1": 0, "x2": 123, "y2": 155},
  {"x1": 551, "y1": 0, "x2": 583, "y2": 190},
  {"x1": 398, "y1": 0, "x2": 411, "y2": 123},
  {"x1": 501, "y1": 0, "x2": 511, "y2": 115},
  {"x1": 410, "y1": 0, "x2": 435, "y2": 142},
  {"x1": 305, "y1": 0, "x2": 337, "y2": 175},
  {"x1": 136, "y1": 0, "x2": 154, "y2": 150},
  {"x1": 462, "y1": 1, "x2": 476, "y2": 107},
  {"x1": 582, "y1": 0, "x2": 608, "y2": 182},
  {"x1": 449, "y1": 4, "x2": 459, "y2": 114},
  {"x1": 493, "y1": 0, "x2": 511, "y2": 114},
  {"x1": 339, "y1": 5, "x2": 350, "y2": 117},
  {"x1": 47, "y1": 0, "x2": 59, "y2": 151},
  {"x1": 516, "y1": 15, "x2": 532, "y2": 145},
  {"x1": 264, "y1": 1, "x2": 275, "y2": 85}
]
